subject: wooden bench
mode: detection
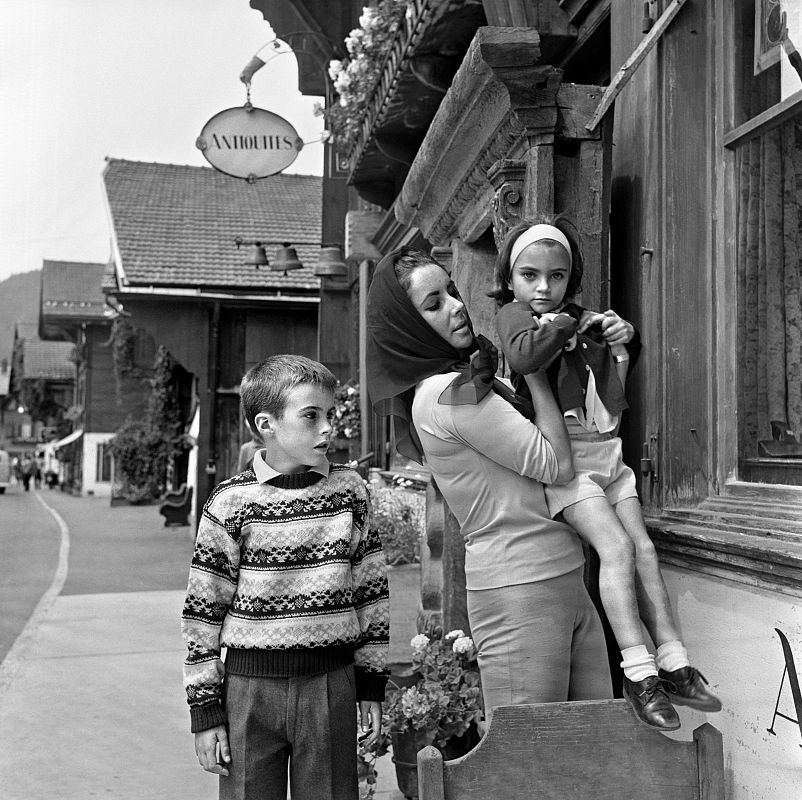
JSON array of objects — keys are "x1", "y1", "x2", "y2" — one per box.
[
  {"x1": 417, "y1": 699, "x2": 724, "y2": 800},
  {"x1": 158, "y1": 484, "x2": 193, "y2": 527}
]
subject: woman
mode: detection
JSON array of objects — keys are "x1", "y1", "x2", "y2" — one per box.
[{"x1": 366, "y1": 247, "x2": 613, "y2": 713}]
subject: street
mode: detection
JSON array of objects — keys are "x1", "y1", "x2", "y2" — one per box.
[{"x1": 0, "y1": 486, "x2": 408, "y2": 799}]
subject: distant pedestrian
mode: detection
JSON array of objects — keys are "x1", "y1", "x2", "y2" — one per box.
[
  {"x1": 182, "y1": 354, "x2": 389, "y2": 800},
  {"x1": 20, "y1": 454, "x2": 35, "y2": 491},
  {"x1": 235, "y1": 422, "x2": 261, "y2": 474},
  {"x1": 34, "y1": 451, "x2": 44, "y2": 489}
]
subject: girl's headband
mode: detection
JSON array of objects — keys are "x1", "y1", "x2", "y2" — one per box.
[{"x1": 510, "y1": 224, "x2": 572, "y2": 268}]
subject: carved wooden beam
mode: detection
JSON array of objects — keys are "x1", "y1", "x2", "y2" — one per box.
[
  {"x1": 395, "y1": 27, "x2": 553, "y2": 244},
  {"x1": 395, "y1": 27, "x2": 604, "y2": 246}
]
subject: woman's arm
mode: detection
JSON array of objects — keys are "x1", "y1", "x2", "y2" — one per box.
[
  {"x1": 522, "y1": 370, "x2": 574, "y2": 484},
  {"x1": 418, "y1": 375, "x2": 569, "y2": 485}
]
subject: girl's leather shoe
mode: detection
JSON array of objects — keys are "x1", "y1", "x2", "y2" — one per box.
[
  {"x1": 623, "y1": 675, "x2": 681, "y2": 731},
  {"x1": 658, "y1": 666, "x2": 722, "y2": 712}
]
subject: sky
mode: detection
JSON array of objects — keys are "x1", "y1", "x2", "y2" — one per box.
[{"x1": 0, "y1": 0, "x2": 324, "y2": 284}]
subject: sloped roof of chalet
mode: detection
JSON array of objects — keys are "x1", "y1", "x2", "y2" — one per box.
[
  {"x1": 15, "y1": 321, "x2": 39, "y2": 341},
  {"x1": 22, "y1": 339, "x2": 75, "y2": 381},
  {"x1": 101, "y1": 261, "x2": 117, "y2": 294},
  {"x1": 41, "y1": 260, "x2": 111, "y2": 320},
  {"x1": 102, "y1": 159, "x2": 323, "y2": 292}
]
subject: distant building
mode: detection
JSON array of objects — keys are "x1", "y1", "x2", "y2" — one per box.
[
  {"x1": 39, "y1": 259, "x2": 144, "y2": 496},
  {"x1": 7, "y1": 320, "x2": 75, "y2": 459},
  {"x1": 102, "y1": 158, "x2": 323, "y2": 514}
]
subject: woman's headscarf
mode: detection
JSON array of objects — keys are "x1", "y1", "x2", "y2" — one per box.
[{"x1": 366, "y1": 250, "x2": 533, "y2": 463}]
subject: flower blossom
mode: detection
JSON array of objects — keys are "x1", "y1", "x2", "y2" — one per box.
[
  {"x1": 445, "y1": 629, "x2": 465, "y2": 641},
  {"x1": 452, "y1": 636, "x2": 476, "y2": 657},
  {"x1": 410, "y1": 634, "x2": 430, "y2": 652}
]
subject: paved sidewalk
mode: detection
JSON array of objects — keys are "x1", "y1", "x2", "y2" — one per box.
[{"x1": 0, "y1": 491, "x2": 411, "y2": 799}]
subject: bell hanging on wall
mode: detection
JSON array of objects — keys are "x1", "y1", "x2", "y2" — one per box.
[
  {"x1": 271, "y1": 243, "x2": 303, "y2": 272},
  {"x1": 314, "y1": 245, "x2": 348, "y2": 277},
  {"x1": 245, "y1": 243, "x2": 269, "y2": 268}
]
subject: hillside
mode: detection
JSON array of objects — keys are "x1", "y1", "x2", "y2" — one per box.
[{"x1": 0, "y1": 270, "x2": 41, "y2": 361}]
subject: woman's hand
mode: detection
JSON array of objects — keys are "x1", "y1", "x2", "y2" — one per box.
[{"x1": 578, "y1": 309, "x2": 634, "y2": 346}]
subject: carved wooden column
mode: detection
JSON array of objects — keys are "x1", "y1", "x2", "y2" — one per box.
[
  {"x1": 488, "y1": 159, "x2": 526, "y2": 250},
  {"x1": 394, "y1": 25, "x2": 611, "y2": 638}
]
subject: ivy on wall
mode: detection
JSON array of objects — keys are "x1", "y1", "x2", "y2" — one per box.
[
  {"x1": 109, "y1": 346, "x2": 190, "y2": 503},
  {"x1": 108, "y1": 317, "x2": 149, "y2": 398}
]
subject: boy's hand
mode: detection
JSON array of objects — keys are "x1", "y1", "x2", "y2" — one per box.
[
  {"x1": 194, "y1": 725, "x2": 231, "y2": 776},
  {"x1": 578, "y1": 309, "x2": 634, "y2": 345},
  {"x1": 359, "y1": 700, "x2": 382, "y2": 750}
]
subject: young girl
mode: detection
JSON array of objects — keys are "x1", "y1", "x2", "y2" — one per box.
[{"x1": 492, "y1": 218, "x2": 721, "y2": 731}]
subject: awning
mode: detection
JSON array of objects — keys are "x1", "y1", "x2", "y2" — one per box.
[{"x1": 51, "y1": 429, "x2": 84, "y2": 450}]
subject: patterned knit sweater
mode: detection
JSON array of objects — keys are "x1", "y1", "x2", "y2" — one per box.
[{"x1": 181, "y1": 463, "x2": 390, "y2": 733}]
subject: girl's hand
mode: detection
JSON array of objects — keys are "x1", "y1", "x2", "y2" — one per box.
[{"x1": 578, "y1": 309, "x2": 634, "y2": 345}]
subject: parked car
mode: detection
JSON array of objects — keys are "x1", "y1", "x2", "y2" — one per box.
[{"x1": 0, "y1": 449, "x2": 11, "y2": 494}]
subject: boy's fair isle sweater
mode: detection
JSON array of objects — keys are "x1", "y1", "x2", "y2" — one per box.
[{"x1": 181, "y1": 461, "x2": 390, "y2": 733}]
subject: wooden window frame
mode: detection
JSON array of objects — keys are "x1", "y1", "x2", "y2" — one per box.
[{"x1": 645, "y1": 0, "x2": 802, "y2": 598}]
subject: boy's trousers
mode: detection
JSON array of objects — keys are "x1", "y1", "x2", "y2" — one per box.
[{"x1": 220, "y1": 664, "x2": 358, "y2": 800}]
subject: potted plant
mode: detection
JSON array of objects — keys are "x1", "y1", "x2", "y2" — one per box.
[
  {"x1": 370, "y1": 477, "x2": 423, "y2": 565},
  {"x1": 384, "y1": 628, "x2": 483, "y2": 799},
  {"x1": 330, "y1": 382, "x2": 361, "y2": 463}
]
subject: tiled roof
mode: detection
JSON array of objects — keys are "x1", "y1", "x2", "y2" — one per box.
[
  {"x1": 22, "y1": 339, "x2": 75, "y2": 380},
  {"x1": 41, "y1": 260, "x2": 111, "y2": 320},
  {"x1": 15, "y1": 321, "x2": 39, "y2": 341},
  {"x1": 103, "y1": 159, "x2": 323, "y2": 292},
  {"x1": 101, "y1": 260, "x2": 118, "y2": 294}
]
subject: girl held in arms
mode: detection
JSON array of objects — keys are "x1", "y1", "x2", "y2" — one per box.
[{"x1": 492, "y1": 218, "x2": 721, "y2": 730}]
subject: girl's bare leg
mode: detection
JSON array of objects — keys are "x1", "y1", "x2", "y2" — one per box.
[
  {"x1": 561, "y1": 497, "x2": 643, "y2": 649},
  {"x1": 613, "y1": 497, "x2": 679, "y2": 647}
]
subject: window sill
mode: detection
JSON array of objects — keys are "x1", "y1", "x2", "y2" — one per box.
[{"x1": 645, "y1": 485, "x2": 802, "y2": 597}]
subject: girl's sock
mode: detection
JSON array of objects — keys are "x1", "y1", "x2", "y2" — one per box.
[
  {"x1": 656, "y1": 640, "x2": 691, "y2": 673},
  {"x1": 620, "y1": 645, "x2": 657, "y2": 682}
]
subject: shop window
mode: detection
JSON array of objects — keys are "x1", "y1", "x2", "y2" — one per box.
[
  {"x1": 732, "y1": 0, "x2": 802, "y2": 483},
  {"x1": 96, "y1": 442, "x2": 112, "y2": 483}
]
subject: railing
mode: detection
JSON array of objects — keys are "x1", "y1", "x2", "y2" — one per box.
[{"x1": 347, "y1": 0, "x2": 433, "y2": 174}]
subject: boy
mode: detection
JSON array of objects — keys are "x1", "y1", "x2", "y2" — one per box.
[{"x1": 182, "y1": 355, "x2": 389, "y2": 800}]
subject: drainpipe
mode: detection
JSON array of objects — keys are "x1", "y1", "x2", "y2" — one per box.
[{"x1": 204, "y1": 302, "x2": 221, "y2": 506}]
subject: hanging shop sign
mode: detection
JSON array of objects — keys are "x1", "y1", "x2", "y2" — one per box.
[{"x1": 196, "y1": 105, "x2": 303, "y2": 181}]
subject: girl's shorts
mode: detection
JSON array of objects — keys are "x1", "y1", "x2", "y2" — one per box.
[{"x1": 545, "y1": 434, "x2": 638, "y2": 518}]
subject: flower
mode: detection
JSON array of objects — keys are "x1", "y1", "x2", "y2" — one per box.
[
  {"x1": 385, "y1": 626, "x2": 483, "y2": 749},
  {"x1": 444, "y1": 629, "x2": 465, "y2": 641},
  {"x1": 331, "y1": 382, "x2": 361, "y2": 441},
  {"x1": 452, "y1": 636, "x2": 476, "y2": 658},
  {"x1": 315, "y1": 0, "x2": 410, "y2": 150}
]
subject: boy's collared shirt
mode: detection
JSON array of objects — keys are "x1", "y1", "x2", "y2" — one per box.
[{"x1": 251, "y1": 448, "x2": 330, "y2": 483}]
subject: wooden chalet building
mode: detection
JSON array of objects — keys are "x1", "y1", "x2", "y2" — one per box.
[
  {"x1": 102, "y1": 158, "x2": 322, "y2": 513},
  {"x1": 252, "y1": 0, "x2": 802, "y2": 795},
  {"x1": 9, "y1": 321, "x2": 75, "y2": 458},
  {"x1": 38, "y1": 260, "x2": 143, "y2": 496}
]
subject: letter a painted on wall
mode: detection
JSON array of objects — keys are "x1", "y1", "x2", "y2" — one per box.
[{"x1": 767, "y1": 628, "x2": 802, "y2": 747}]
